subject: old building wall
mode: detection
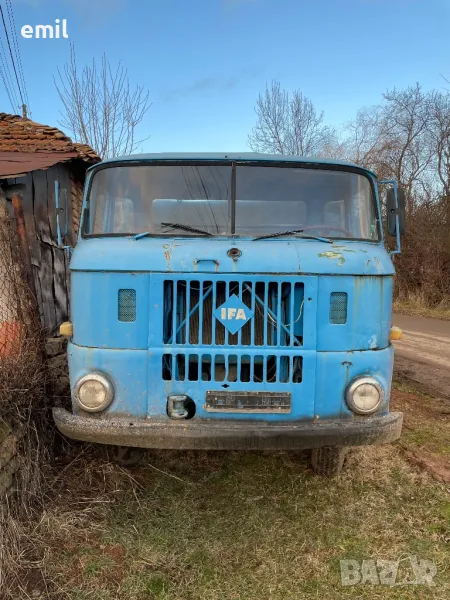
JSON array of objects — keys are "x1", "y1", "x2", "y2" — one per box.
[{"x1": 2, "y1": 160, "x2": 88, "y2": 333}]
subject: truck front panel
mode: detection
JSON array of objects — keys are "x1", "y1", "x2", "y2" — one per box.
[
  {"x1": 54, "y1": 154, "x2": 403, "y2": 452},
  {"x1": 69, "y1": 248, "x2": 394, "y2": 424}
]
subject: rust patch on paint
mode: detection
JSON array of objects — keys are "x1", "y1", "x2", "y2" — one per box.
[{"x1": 318, "y1": 251, "x2": 345, "y2": 266}]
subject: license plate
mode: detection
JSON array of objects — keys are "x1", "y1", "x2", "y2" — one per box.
[{"x1": 205, "y1": 391, "x2": 291, "y2": 413}]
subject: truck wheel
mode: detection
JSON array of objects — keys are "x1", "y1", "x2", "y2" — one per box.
[
  {"x1": 310, "y1": 446, "x2": 348, "y2": 477},
  {"x1": 99, "y1": 445, "x2": 144, "y2": 467}
]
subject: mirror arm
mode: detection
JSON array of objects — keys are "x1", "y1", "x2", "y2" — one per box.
[{"x1": 379, "y1": 179, "x2": 401, "y2": 256}]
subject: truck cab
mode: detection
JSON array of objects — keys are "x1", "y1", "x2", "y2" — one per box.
[{"x1": 53, "y1": 153, "x2": 403, "y2": 476}]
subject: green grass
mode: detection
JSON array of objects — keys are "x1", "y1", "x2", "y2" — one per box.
[
  {"x1": 402, "y1": 426, "x2": 450, "y2": 456},
  {"x1": 391, "y1": 381, "x2": 450, "y2": 457},
  {"x1": 392, "y1": 380, "x2": 433, "y2": 398},
  {"x1": 27, "y1": 444, "x2": 450, "y2": 600}
]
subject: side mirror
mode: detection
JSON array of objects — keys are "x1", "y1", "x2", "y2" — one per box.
[{"x1": 386, "y1": 187, "x2": 406, "y2": 236}]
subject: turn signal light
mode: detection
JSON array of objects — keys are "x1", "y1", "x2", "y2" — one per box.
[
  {"x1": 390, "y1": 326, "x2": 403, "y2": 341},
  {"x1": 59, "y1": 321, "x2": 73, "y2": 337}
]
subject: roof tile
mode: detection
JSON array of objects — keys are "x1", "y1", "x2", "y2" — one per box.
[{"x1": 0, "y1": 113, "x2": 100, "y2": 164}]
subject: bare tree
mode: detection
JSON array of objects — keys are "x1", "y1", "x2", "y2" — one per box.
[
  {"x1": 249, "y1": 79, "x2": 450, "y2": 306},
  {"x1": 429, "y1": 90, "x2": 450, "y2": 197},
  {"x1": 55, "y1": 44, "x2": 151, "y2": 159},
  {"x1": 380, "y1": 85, "x2": 434, "y2": 199},
  {"x1": 344, "y1": 106, "x2": 391, "y2": 173},
  {"x1": 248, "y1": 80, "x2": 335, "y2": 156},
  {"x1": 343, "y1": 85, "x2": 450, "y2": 305},
  {"x1": 345, "y1": 86, "x2": 436, "y2": 198}
]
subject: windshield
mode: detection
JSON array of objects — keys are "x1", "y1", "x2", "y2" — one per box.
[{"x1": 85, "y1": 163, "x2": 379, "y2": 241}]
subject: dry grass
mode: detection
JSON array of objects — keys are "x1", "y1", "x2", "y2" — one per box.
[
  {"x1": 2, "y1": 380, "x2": 449, "y2": 599},
  {"x1": 6, "y1": 437, "x2": 449, "y2": 599},
  {"x1": 0, "y1": 400, "x2": 52, "y2": 598},
  {"x1": 0, "y1": 208, "x2": 51, "y2": 598},
  {"x1": 393, "y1": 296, "x2": 450, "y2": 321}
]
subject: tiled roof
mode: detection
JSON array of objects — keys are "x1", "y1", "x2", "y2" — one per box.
[
  {"x1": 0, "y1": 113, "x2": 100, "y2": 162},
  {"x1": 73, "y1": 143, "x2": 101, "y2": 162}
]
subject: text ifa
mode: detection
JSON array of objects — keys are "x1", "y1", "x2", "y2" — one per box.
[
  {"x1": 21, "y1": 19, "x2": 68, "y2": 39},
  {"x1": 221, "y1": 307, "x2": 248, "y2": 321}
]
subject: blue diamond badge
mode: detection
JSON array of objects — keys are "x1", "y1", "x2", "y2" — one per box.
[{"x1": 214, "y1": 294, "x2": 254, "y2": 334}]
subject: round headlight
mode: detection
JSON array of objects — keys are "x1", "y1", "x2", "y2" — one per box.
[
  {"x1": 74, "y1": 373, "x2": 114, "y2": 413},
  {"x1": 345, "y1": 377, "x2": 384, "y2": 415}
]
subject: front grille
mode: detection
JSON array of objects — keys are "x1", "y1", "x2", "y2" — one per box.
[
  {"x1": 162, "y1": 353, "x2": 303, "y2": 384},
  {"x1": 162, "y1": 278, "x2": 304, "y2": 348}
]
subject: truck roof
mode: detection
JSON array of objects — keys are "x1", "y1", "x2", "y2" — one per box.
[{"x1": 97, "y1": 152, "x2": 376, "y2": 177}]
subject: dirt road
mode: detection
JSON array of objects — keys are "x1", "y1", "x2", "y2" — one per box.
[{"x1": 392, "y1": 312, "x2": 450, "y2": 399}]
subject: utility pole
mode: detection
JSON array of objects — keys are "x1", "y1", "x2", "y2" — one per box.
[{"x1": 22, "y1": 104, "x2": 27, "y2": 119}]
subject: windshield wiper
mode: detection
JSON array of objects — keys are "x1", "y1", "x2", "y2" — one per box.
[
  {"x1": 253, "y1": 229, "x2": 333, "y2": 242},
  {"x1": 131, "y1": 223, "x2": 213, "y2": 240},
  {"x1": 160, "y1": 222, "x2": 213, "y2": 236}
]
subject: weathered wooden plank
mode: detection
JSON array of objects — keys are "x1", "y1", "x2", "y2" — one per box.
[
  {"x1": 12, "y1": 174, "x2": 39, "y2": 261},
  {"x1": 6, "y1": 174, "x2": 44, "y2": 323},
  {"x1": 54, "y1": 165, "x2": 72, "y2": 323},
  {"x1": 32, "y1": 170, "x2": 53, "y2": 245},
  {"x1": 52, "y1": 246, "x2": 69, "y2": 326},
  {"x1": 38, "y1": 242, "x2": 56, "y2": 332},
  {"x1": 70, "y1": 161, "x2": 86, "y2": 236},
  {"x1": 56, "y1": 164, "x2": 75, "y2": 247},
  {"x1": 70, "y1": 164, "x2": 86, "y2": 236},
  {"x1": 46, "y1": 165, "x2": 58, "y2": 243},
  {"x1": 33, "y1": 263, "x2": 45, "y2": 326},
  {"x1": 70, "y1": 176, "x2": 83, "y2": 236}
]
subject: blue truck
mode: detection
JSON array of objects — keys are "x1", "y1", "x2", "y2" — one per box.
[{"x1": 53, "y1": 153, "x2": 405, "y2": 476}]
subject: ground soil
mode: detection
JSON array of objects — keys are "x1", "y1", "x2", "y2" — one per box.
[
  {"x1": 392, "y1": 313, "x2": 450, "y2": 399},
  {"x1": 391, "y1": 385, "x2": 450, "y2": 483}
]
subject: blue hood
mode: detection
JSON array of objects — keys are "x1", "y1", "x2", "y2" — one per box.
[{"x1": 70, "y1": 237, "x2": 394, "y2": 276}]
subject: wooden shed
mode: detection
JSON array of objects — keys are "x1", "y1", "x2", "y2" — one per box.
[{"x1": 0, "y1": 113, "x2": 100, "y2": 333}]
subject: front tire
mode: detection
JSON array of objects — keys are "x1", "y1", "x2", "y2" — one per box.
[
  {"x1": 310, "y1": 446, "x2": 348, "y2": 477},
  {"x1": 99, "y1": 445, "x2": 145, "y2": 467}
]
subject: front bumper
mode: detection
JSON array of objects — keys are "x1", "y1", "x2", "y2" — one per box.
[{"x1": 53, "y1": 408, "x2": 403, "y2": 450}]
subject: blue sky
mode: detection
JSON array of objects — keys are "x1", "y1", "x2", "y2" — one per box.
[{"x1": 3, "y1": 0, "x2": 450, "y2": 152}]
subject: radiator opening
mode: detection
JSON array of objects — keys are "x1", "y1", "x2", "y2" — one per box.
[
  {"x1": 163, "y1": 279, "x2": 304, "y2": 347},
  {"x1": 241, "y1": 354, "x2": 251, "y2": 382},
  {"x1": 162, "y1": 353, "x2": 302, "y2": 383},
  {"x1": 201, "y1": 355, "x2": 212, "y2": 381},
  {"x1": 214, "y1": 355, "x2": 226, "y2": 382}
]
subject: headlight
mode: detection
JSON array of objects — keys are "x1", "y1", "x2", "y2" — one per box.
[
  {"x1": 345, "y1": 377, "x2": 384, "y2": 415},
  {"x1": 74, "y1": 373, "x2": 114, "y2": 413}
]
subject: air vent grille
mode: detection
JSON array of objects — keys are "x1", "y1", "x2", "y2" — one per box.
[
  {"x1": 118, "y1": 289, "x2": 136, "y2": 322},
  {"x1": 330, "y1": 292, "x2": 347, "y2": 324}
]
